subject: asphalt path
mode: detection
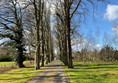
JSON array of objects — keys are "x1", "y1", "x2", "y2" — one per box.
[{"x1": 27, "y1": 60, "x2": 68, "y2": 83}]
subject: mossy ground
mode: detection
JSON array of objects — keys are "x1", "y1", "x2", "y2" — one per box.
[{"x1": 0, "y1": 62, "x2": 49, "y2": 83}]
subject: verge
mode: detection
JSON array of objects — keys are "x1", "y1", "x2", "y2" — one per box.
[
  {"x1": 26, "y1": 60, "x2": 55, "y2": 83},
  {"x1": 59, "y1": 60, "x2": 71, "y2": 83}
]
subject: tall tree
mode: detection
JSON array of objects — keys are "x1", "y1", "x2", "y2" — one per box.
[
  {"x1": 32, "y1": 0, "x2": 41, "y2": 70},
  {"x1": 55, "y1": 0, "x2": 110, "y2": 68},
  {"x1": 112, "y1": 21, "x2": 118, "y2": 50},
  {"x1": 41, "y1": 0, "x2": 45, "y2": 66},
  {"x1": 0, "y1": 0, "x2": 29, "y2": 68}
]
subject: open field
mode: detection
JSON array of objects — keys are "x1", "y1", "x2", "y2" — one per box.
[
  {"x1": 64, "y1": 60, "x2": 118, "y2": 83},
  {"x1": 0, "y1": 61, "x2": 31, "y2": 67},
  {"x1": 0, "y1": 62, "x2": 50, "y2": 83}
]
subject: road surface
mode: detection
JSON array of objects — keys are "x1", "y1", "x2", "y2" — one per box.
[{"x1": 27, "y1": 60, "x2": 68, "y2": 83}]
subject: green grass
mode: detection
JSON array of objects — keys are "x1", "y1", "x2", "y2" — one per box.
[
  {"x1": 0, "y1": 61, "x2": 31, "y2": 67},
  {"x1": 64, "y1": 60, "x2": 118, "y2": 83},
  {"x1": 0, "y1": 62, "x2": 50, "y2": 83}
]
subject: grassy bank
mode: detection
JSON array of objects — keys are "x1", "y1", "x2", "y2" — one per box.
[
  {"x1": 64, "y1": 60, "x2": 118, "y2": 83},
  {"x1": 0, "y1": 62, "x2": 51, "y2": 83},
  {"x1": 0, "y1": 61, "x2": 31, "y2": 67}
]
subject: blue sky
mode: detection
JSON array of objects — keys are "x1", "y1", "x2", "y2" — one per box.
[
  {"x1": 0, "y1": 0, "x2": 118, "y2": 53},
  {"x1": 80, "y1": 0, "x2": 118, "y2": 49}
]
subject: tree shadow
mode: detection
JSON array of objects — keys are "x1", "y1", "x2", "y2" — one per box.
[
  {"x1": 71, "y1": 63, "x2": 118, "y2": 69},
  {"x1": 67, "y1": 73, "x2": 115, "y2": 83},
  {"x1": 27, "y1": 72, "x2": 69, "y2": 83},
  {"x1": 64, "y1": 62, "x2": 118, "y2": 82},
  {"x1": 0, "y1": 76, "x2": 31, "y2": 80}
]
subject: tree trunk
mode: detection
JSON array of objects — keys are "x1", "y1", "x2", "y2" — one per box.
[
  {"x1": 46, "y1": 32, "x2": 50, "y2": 63},
  {"x1": 18, "y1": 62, "x2": 25, "y2": 68},
  {"x1": 29, "y1": 45, "x2": 32, "y2": 64},
  {"x1": 41, "y1": 55, "x2": 44, "y2": 66},
  {"x1": 48, "y1": 55, "x2": 50, "y2": 63},
  {"x1": 51, "y1": 50, "x2": 54, "y2": 61},
  {"x1": 51, "y1": 36, "x2": 54, "y2": 61},
  {"x1": 35, "y1": 43, "x2": 40, "y2": 70},
  {"x1": 46, "y1": 55, "x2": 48, "y2": 64},
  {"x1": 65, "y1": 31, "x2": 68, "y2": 66},
  {"x1": 41, "y1": 30, "x2": 44, "y2": 66},
  {"x1": 65, "y1": 0, "x2": 74, "y2": 68},
  {"x1": 33, "y1": 0, "x2": 41, "y2": 70},
  {"x1": 40, "y1": 0, "x2": 44, "y2": 67},
  {"x1": 34, "y1": 17, "x2": 40, "y2": 69},
  {"x1": 66, "y1": 22, "x2": 74, "y2": 68},
  {"x1": 17, "y1": 46, "x2": 25, "y2": 68}
]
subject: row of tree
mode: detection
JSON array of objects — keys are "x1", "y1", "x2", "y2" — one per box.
[
  {"x1": 0, "y1": 0, "x2": 111, "y2": 69},
  {"x1": 53, "y1": 0, "x2": 110, "y2": 68},
  {"x1": 0, "y1": 0, "x2": 54, "y2": 69}
]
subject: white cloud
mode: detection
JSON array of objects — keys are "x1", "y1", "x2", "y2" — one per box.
[
  {"x1": 94, "y1": 44, "x2": 101, "y2": 48},
  {"x1": 104, "y1": 4, "x2": 118, "y2": 21},
  {"x1": 71, "y1": 38, "x2": 101, "y2": 52}
]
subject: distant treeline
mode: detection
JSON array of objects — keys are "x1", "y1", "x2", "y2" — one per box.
[{"x1": 73, "y1": 45, "x2": 118, "y2": 62}]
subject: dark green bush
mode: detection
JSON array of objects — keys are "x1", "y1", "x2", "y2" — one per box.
[
  {"x1": 0, "y1": 55, "x2": 13, "y2": 62},
  {"x1": 25, "y1": 55, "x2": 34, "y2": 60}
]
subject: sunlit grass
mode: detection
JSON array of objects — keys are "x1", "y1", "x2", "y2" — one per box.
[
  {"x1": 0, "y1": 61, "x2": 31, "y2": 67},
  {"x1": 64, "y1": 60, "x2": 118, "y2": 83},
  {"x1": 0, "y1": 61, "x2": 50, "y2": 83}
]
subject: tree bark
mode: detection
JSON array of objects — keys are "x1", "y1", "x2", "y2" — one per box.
[
  {"x1": 66, "y1": 20, "x2": 74, "y2": 68},
  {"x1": 64, "y1": 0, "x2": 74, "y2": 68},
  {"x1": 41, "y1": 1, "x2": 44, "y2": 66},
  {"x1": 33, "y1": 0, "x2": 41, "y2": 70},
  {"x1": 17, "y1": 46, "x2": 25, "y2": 68}
]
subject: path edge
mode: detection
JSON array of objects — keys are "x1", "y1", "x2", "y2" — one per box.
[
  {"x1": 25, "y1": 60, "x2": 55, "y2": 83},
  {"x1": 59, "y1": 60, "x2": 71, "y2": 83}
]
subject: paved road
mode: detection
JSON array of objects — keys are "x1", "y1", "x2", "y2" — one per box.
[{"x1": 27, "y1": 60, "x2": 68, "y2": 83}]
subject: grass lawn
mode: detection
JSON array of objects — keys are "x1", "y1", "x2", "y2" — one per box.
[
  {"x1": 64, "y1": 60, "x2": 118, "y2": 83},
  {"x1": 0, "y1": 62, "x2": 51, "y2": 83},
  {"x1": 0, "y1": 61, "x2": 31, "y2": 67}
]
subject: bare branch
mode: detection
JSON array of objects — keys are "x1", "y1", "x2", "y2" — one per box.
[
  {"x1": 0, "y1": 16, "x2": 16, "y2": 24},
  {"x1": 70, "y1": 0, "x2": 81, "y2": 19},
  {"x1": 69, "y1": 0, "x2": 74, "y2": 8},
  {"x1": 0, "y1": 22, "x2": 12, "y2": 31},
  {"x1": 56, "y1": 13, "x2": 64, "y2": 23}
]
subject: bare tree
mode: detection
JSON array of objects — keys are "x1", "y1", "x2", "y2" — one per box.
[
  {"x1": 112, "y1": 21, "x2": 118, "y2": 50},
  {"x1": 31, "y1": 0, "x2": 42, "y2": 70},
  {"x1": 55, "y1": 0, "x2": 110, "y2": 68},
  {"x1": 0, "y1": 0, "x2": 30, "y2": 68}
]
